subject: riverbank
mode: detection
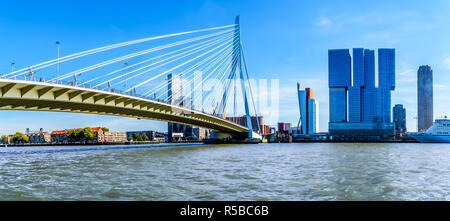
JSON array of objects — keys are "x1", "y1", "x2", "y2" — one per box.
[
  {"x1": 268, "y1": 140, "x2": 420, "y2": 144},
  {"x1": 1, "y1": 141, "x2": 203, "y2": 147}
]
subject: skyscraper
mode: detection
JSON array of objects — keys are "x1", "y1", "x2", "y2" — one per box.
[
  {"x1": 417, "y1": 65, "x2": 433, "y2": 132},
  {"x1": 297, "y1": 83, "x2": 319, "y2": 134},
  {"x1": 393, "y1": 104, "x2": 407, "y2": 134},
  {"x1": 167, "y1": 73, "x2": 192, "y2": 142},
  {"x1": 308, "y1": 98, "x2": 319, "y2": 134},
  {"x1": 328, "y1": 48, "x2": 396, "y2": 140},
  {"x1": 361, "y1": 49, "x2": 377, "y2": 123},
  {"x1": 328, "y1": 49, "x2": 351, "y2": 123},
  {"x1": 378, "y1": 49, "x2": 396, "y2": 123}
]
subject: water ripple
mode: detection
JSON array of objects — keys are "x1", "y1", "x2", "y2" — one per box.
[{"x1": 1, "y1": 143, "x2": 450, "y2": 200}]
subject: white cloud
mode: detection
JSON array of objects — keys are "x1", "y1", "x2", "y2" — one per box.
[
  {"x1": 315, "y1": 16, "x2": 331, "y2": 27},
  {"x1": 444, "y1": 57, "x2": 450, "y2": 69}
]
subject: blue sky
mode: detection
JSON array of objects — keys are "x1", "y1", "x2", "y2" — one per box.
[{"x1": 0, "y1": 0, "x2": 450, "y2": 134}]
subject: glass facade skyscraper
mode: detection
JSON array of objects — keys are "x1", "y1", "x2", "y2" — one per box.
[
  {"x1": 362, "y1": 49, "x2": 377, "y2": 123},
  {"x1": 378, "y1": 49, "x2": 396, "y2": 123},
  {"x1": 393, "y1": 104, "x2": 407, "y2": 134},
  {"x1": 328, "y1": 49, "x2": 351, "y2": 123},
  {"x1": 328, "y1": 48, "x2": 396, "y2": 140},
  {"x1": 417, "y1": 65, "x2": 433, "y2": 132},
  {"x1": 297, "y1": 83, "x2": 319, "y2": 134}
]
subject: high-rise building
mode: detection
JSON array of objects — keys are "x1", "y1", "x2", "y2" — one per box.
[
  {"x1": 167, "y1": 73, "x2": 192, "y2": 142},
  {"x1": 297, "y1": 83, "x2": 319, "y2": 134},
  {"x1": 417, "y1": 65, "x2": 433, "y2": 132},
  {"x1": 308, "y1": 98, "x2": 319, "y2": 134},
  {"x1": 362, "y1": 49, "x2": 377, "y2": 123},
  {"x1": 328, "y1": 48, "x2": 396, "y2": 141},
  {"x1": 393, "y1": 104, "x2": 407, "y2": 134},
  {"x1": 378, "y1": 49, "x2": 396, "y2": 123},
  {"x1": 328, "y1": 49, "x2": 351, "y2": 123}
]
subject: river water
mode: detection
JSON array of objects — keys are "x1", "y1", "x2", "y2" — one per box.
[{"x1": 1, "y1": 142, "x2": 449, "y2": 201}]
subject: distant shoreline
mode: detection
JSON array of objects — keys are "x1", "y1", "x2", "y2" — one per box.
[{"x1": 1, "y1": 141, "x2": 204, "y2": 147}]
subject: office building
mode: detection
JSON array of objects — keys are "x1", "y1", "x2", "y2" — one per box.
[
  {"x1": 278, "y1": 122, "x2": 292, "y2": 135},
  {"x1": 417, "y1": 65, "x2": 433, "y2": 132},
  {"x1": 308, "y1": 98, "x2": 319, "y2": 134},
  {"x1": 297, "y1": 83, "x2": 319, "y2": 134},
  {"x1": 167, "y1": 73, "x2": 193, "y2": 142},
  {"x1": 393, "y1": 104, "x2": 407, "y2": 134},
  {"x1": 328, "y1": 49, "x2": 351, "y2": 123},
  {"x1": 328, "y1": 48, "x2": 396, "y2": 141}
]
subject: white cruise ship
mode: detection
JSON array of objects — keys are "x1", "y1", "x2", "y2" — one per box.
[{"x1": 411, "y1": 118, "x2": 450, "y2": 143}]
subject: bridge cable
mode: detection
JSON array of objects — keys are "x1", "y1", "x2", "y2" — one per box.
[
  {"x1": 92, "y1": 33, "x2": 234, "y2": 89},
  {"x1": 142, "y1": 41, "x2": 235, "y2": 100},
  {"x1": 78, "y1": 30, "x2": 235, "y2": 86},
  {"x1": 175, "y1": 42, "x2": 239, "y2": 106},
  {"x1": 50, "y1": 30, "x2": 235, "y2": 83},
  {"x1": 200, "y1": 49, "x2": 240, "y2": 114},
  {"x1": 190, "y1": 49, "x2": 238, "y2": 112},
  {"x1": 125, "y1": 38, "x2": 233, "y2": 92},
  {"x1": 150, "y1": 37, "x2": 239, "y2": 101},
  {"x1": 162, "y1": 44, "x2": 235, "y2": 106},
  {"x1": 2, "y1": 24, "x2": 237, "y2": 79}
]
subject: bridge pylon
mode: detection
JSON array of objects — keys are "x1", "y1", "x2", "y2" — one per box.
[{"x1": 213, "y1": 16, "x2": 262, "y2": 141}]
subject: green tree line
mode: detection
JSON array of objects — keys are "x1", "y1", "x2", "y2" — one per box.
[
  {"x1": 66, "y1": 127, "x2": 96, "y2": 142},
  {"x1": 1, "y1": 132, "x2": 29, "y2": 144},
  {"x1": 128, "y1": 133, "x2": 150, "y2": 141}
]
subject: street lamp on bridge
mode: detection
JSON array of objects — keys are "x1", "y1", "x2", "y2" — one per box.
[{"x1": 56, "y1": 41, "x2": 60, "y2": 83}]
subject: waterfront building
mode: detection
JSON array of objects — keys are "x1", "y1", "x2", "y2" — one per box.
[
  {"x1": 298, "y1": 88, "x2": 307, "y2": 133},
  {"x1": 51, "y1": 130, "x2": 69, "y2": 144},
  {"x1": 104, "y1": 132, "x2": 127, "y2": 143},
  {"x1": 167, "y1": 73, "x2": 193, "y2": 142},
  {"x1": 167, "y1": 73, "x2": 192, "y2": 142},
  {"x1": 308, "y1": 98, "x2": 319, "y2": 134},
  {"x1": 393, "y1": 104, "x2": 407, "y2": 135},
  {"x1": 417, "y1": 65, "x2": 433, "y2": 132},
  {"x1": 297, "y1": 83, "x2": 319, "y2": 134},
  {"x1": 328, "y1": 49, "x2": 351, "y2": 123},
  {"x1": 278, "y1": 122, "x2": 292, "y2": 135},
  {"x1": 126, "y1": 131, "x2": 166, "y2": 141},
  {"x1": 26, "y1": 132, "x2": 51, "y2": 144},
  {"x1": 192, "y1": 127, "x2": 207, "y2": 141},
  {"x1": 226, "y1": 116, "x2": 270, "y2": 135},
  {"x1": 328, "y1": 48, "x2": 396, "y2": 141},
  {"x1": 92, "y1": 127, "x2": 105, "y2": 143}
]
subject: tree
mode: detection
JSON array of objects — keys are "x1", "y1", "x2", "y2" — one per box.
[
  {"x1": 66, "y1": 129, "x2": 76, "y2": 142},
  {"x1": 132, "y1": 133, "x2": 138, "y2": 141},
  {"x1": 67, "y1": 127, "x2": 95, "y2": 142},
  {"x1": 13, "y1": 132, "x2": 29, "y2": 143},
  {"x1": 101, "y1": 127, "x2": 109, "y2": 132},
  {"x1": 1, "y1": 135, "x2": 8, "y2": 144},
  {"x1": 83, "y1": 127, "x2": 95, "y2": 141},
  {"x1": 141, "y1": 134, "x2": 149, "y2": 141}
]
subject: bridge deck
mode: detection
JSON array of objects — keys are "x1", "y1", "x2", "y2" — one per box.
[{"x1": 0, "y1": 79, "x2": 248, "y2": 135}]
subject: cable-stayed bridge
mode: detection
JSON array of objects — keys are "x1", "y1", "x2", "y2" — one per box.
[{"x1": 0, "y1": 17, "x2": 261, "y2": 140}]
